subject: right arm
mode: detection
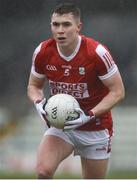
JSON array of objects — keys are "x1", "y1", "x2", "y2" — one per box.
[
  {"x1": 28, "y1": 42, "x2": 46, "y2": 103},
  {"x1": 27, "y1": 73, "x2": 46, "y2": 103},
  {"x1": 27, "y1": 43, "x2": 50, "y2": 127}
]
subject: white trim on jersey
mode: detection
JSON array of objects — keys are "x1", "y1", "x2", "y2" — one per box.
[
  {"x1": 98, "y1": 64, "x2": 118, "y2": 80},
  {"x1": 96, "y1": 44, "x2": 118, "y2": 80},
  {"x1": 57, "y1": 35, "x2": 82, "y2": 61},
  {"x1": 31, "y1": 43, "x2": 45, "y2": 78},
  {"x1": 32, "y1": 43, "x2": 42, "y2": 64},
  {"x1": 31, "y1": 66, "x2": 45, "y2": 78}
]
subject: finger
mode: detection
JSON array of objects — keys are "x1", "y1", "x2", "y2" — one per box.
[
  {"x1": 64, "y1": 124, "x2": 78, "y2": 130},
  {"x1": 42, "y1": 102, "x2": 47, "y2": 110},
  {"x1": 74, "y1": 108, "x2": 84, "y2": 114},
  {"x1": 41, "y1": 98, "x2": 46, "y2": 104},
  {"x1": 42, "y1": 114, "x2": 50, "y2": 128},
  {"x1": 41, "y1": 109, "x2": 46, "y2": 115},
  {"x1": 65, "y1": 118, "x2": 81, "y2": 125}
]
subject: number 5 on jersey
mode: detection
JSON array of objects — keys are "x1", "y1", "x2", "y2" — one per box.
[{"x1": 64, "y1": 68, "x2": 70, "y2": 76}]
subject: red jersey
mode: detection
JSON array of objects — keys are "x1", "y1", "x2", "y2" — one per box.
[{"x1": 31, "y1": 35, "x2": 118, "y2": 132}]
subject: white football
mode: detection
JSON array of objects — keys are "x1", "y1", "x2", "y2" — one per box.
[{"x1": 44, "y1": 94, "x2": 80, "y2": 129}]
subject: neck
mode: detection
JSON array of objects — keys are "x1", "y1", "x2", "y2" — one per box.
[{"x1": 57, "y1": 36, "x2": 79, "y2": 57}]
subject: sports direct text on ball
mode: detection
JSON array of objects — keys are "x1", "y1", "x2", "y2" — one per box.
[{"x1": 49, "y1": 80, "x2": 89, "y2": 99}]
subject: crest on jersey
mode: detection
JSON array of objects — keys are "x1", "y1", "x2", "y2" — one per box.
[{"x1": 79, "y1": 67, "x2": 85, "y2": 75}]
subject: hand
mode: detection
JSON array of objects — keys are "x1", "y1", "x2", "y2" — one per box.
[
  {"x1": 34, "y1": 98, "x2": 50, "y2": 128},
  {"x1": 64, "y1": 108, "x2": 95, "y2": 130}
]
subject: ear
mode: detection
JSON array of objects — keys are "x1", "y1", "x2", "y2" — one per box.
[{"x1": 77, "y1": 22, "x2": 82, "y2": 33}]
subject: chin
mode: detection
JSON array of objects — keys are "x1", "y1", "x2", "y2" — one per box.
[{"x1": 58, "y1": 41, "x2": 68, "y2": 47}]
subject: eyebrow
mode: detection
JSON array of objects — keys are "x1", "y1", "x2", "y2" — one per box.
[
  {"x1": 51, "y1": 21, "x2": 72, "y2": 25},
  {"x1": 51, "y1": 21, "x2": 72, "y2": 24}
]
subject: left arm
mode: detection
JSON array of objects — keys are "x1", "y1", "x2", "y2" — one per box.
[
  {"x1": 91, "y1": 70, "x2": 125, "y2": 117},
  {"x1": 64, "y1": 70, "x2": 125, "y2": 130}
]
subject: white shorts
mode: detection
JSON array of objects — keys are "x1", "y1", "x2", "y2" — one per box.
[{"x1": 44, "y1": 127, "x2": 112, "y2": 160}]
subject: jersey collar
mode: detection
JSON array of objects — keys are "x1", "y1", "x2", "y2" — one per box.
[{"x1": 56, "y1": 35, "x2": 82, "y2": 61}]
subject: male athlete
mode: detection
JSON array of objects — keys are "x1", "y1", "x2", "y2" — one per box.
[{"x1": 27, "y1": 3, "x2": 125, "y2": 179}]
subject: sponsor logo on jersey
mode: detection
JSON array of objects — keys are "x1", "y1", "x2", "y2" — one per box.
[
  {"x1": 46, "y1": 65, "x2": 57, "y2": 71},
  {"x1": 49, "y1": 80, "x2": 89, "y2": 99},
  {"x1": 79, "y1": 67, "x2": 85, "y2": 75}
]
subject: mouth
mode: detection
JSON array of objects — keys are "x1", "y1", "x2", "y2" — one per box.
[{"x1": 57, "y1": 37, "x2": 66, "y2": 41}]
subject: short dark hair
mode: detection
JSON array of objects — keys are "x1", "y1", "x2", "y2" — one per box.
[{"x1": 53, "y1": 3, "x2": 81, "y2": 19}]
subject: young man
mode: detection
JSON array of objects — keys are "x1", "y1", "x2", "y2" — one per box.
[{"x1": 27, "y1": 3, "x2": 125, "y2": 179}]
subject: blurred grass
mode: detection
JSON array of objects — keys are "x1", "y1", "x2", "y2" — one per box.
[
  {"x1": 107, "y1": 171, "x2": 137, "y2": 179},
  {"x1": 0, "y1": 170, "x2": 137, "y2": 179}
]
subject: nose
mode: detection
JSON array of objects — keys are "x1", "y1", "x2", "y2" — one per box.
[{"x1": 58, "y1": 25, "x2": 64, "y2": 34}]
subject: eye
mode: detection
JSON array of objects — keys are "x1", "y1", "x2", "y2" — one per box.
[
  {"x1": 62, "y1": 22, "x2": 71, "y2": 27},
  {"x1": 52, "y1": 22, "x2": 60, "y2": 27}
]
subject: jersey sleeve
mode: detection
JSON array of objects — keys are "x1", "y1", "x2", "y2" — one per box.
[
  {"x1": 95, "y1": 44, "x2": 118, "y2": 80},
  {"x1": 31, "y1": 43, "x2": 45, "y2": 78}
]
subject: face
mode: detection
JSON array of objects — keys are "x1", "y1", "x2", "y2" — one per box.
[{"x1": 51, "y1": 13, "x2": 82, "y2": 48}]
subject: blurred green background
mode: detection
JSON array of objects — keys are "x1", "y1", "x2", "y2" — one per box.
[{"x1": 0, "y1": 0, "x2": 137, "y2": 179}]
